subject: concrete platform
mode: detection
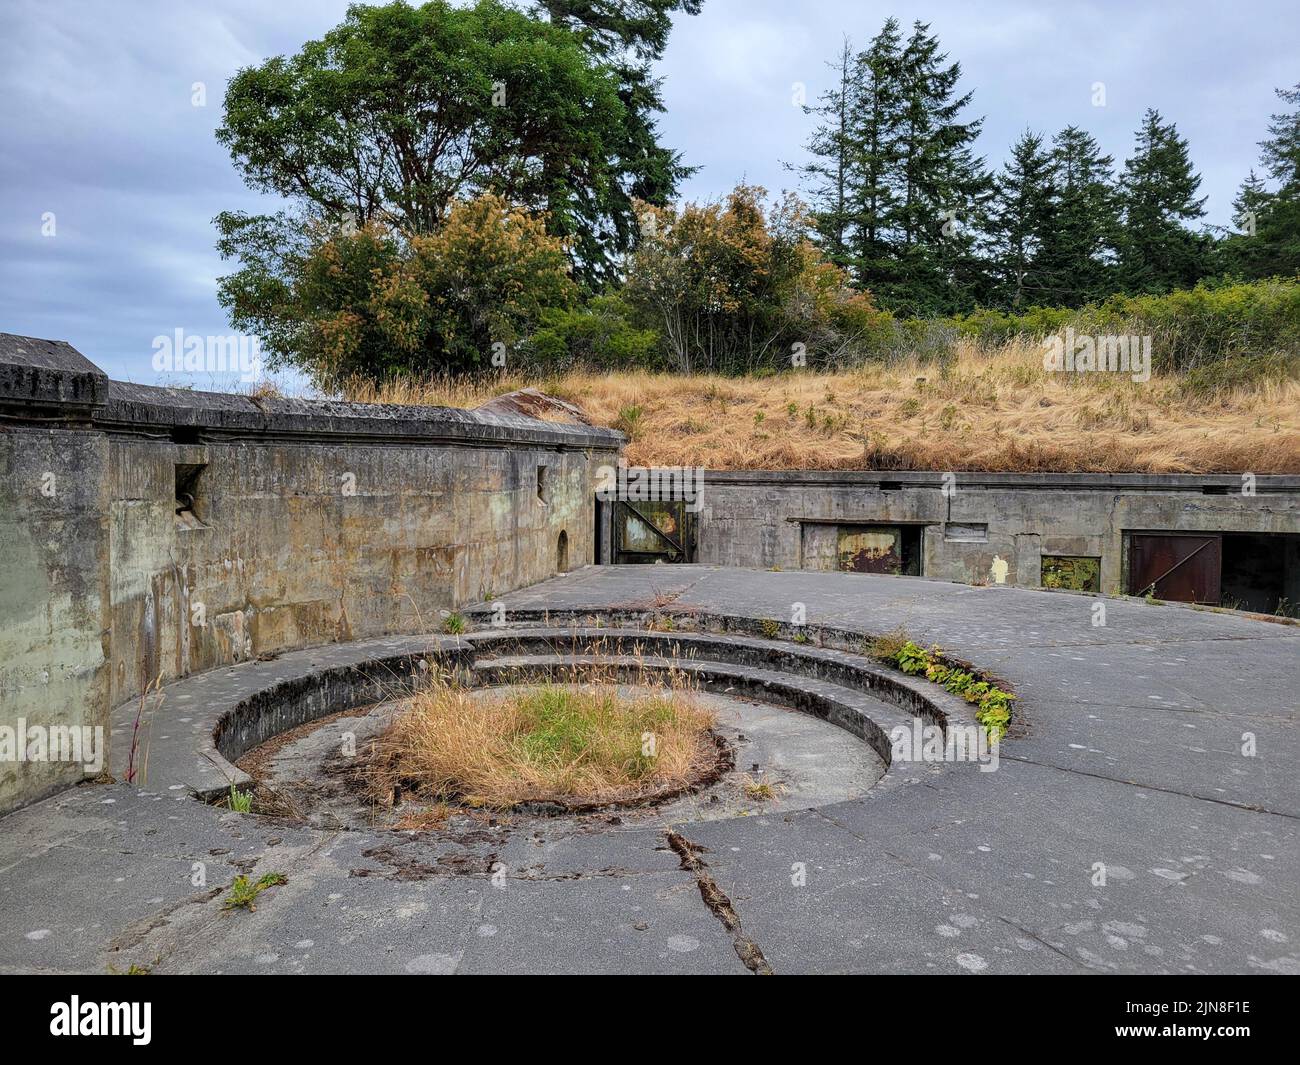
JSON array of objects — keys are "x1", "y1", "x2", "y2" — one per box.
[{"x1": 1, "y1": 565, "x2": 1296, "y2": 974}]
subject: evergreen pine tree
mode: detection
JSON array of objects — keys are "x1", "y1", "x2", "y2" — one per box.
[
  {"x1": 987, "y1": 130, "x2": 1057, "y2": 308},
  {"x1": 1118, "y1": 109, "x2": 1210, "y2": 293},
  {"x1": 1261, "y1": 83, "x2": 1300, "y2": 188},
  {"x1": 871, "y1": 20, "x2": 991, "y2": 315},
  {"x1": 1039, "y1": 126, "x2": 1120, "y2": 306},
  {"x1": 1232, "y1": 169, "x2": 1271, "y2": 230},
  {"x1": 843, "y1": 18, "x2": 904, "y2": 287},
  {"x1": 1226, "y1": 84, "x2": 1300, "y2": 277},
  {"x1": 790, "y1": 36, "x2": 857, "y2": 267}
]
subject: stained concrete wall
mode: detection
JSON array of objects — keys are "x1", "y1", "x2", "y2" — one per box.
[
  {"x1": 689, "y1": 471, "x2": 1300, "y2": 592},
  {"x1": 0, "y1": 334, "x2": 620, "y2": 813}
]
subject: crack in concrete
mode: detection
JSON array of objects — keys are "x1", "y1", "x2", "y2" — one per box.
[
  {"x1": 665, "y1": 829, "x2": 773, "y2": 975},
  {"x1": 808, "y1": 806, "x2": 1097, "y2": 973},
  {"x1": 514, "y1": 865, "x2": 663, "y2": 882},
  {"x1": 104, "y1": 886, "x2": 223, "y2": 955},
  {"x1": 997, "y1": 754, "x2": 1300, "y2": 820},
  {"x1": 991, "y1": 914, "x2": 1093, "y2": 972}
]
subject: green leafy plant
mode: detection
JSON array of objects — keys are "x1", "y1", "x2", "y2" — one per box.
[
  {"x1": 223, "y1": 872, "x2": 288, "y2": 912},
  {"x1": 228, "y1": 785, "x2": 253, "y2": 813},
  {"x1": 895, "y1": 641, "x2": 932, "y2": 675},
  {"x1": 879, "y1": 640, "x2": 1014, "y2": 739},
  {"x1": 442, "y1": 612, "x2": 467, "y2": 635},
  {"x1": 759, "y1": 618, "x2": 781, "y2": 639}
]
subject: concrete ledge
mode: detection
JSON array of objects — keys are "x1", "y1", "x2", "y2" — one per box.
[
  {"x1": 696, "y1": 469, "x2": 1300, "y2": 492},
  {"x1": 0, "y1": 333, "x2": 107, "y2": 414},
  {"x1": 0, "y1": 332, "x2": 623, "y2": 451},
  {"x1": 474, "y1": 652, "x2": 923, "y2": 768},
  {"x1": 99, "y1": 380, "x2": 624, "y2": 451},
  {"x1": 110, "y1": 614, "x2": 971, "y2": 805},
  {"x1": 465, "y1": 625, "x2": 975, "y2": 735},
  {"x1": 110, "y1": 634, "x2": 462, "y2": 801}
]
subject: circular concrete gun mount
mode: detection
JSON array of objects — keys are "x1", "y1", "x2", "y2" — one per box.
[
  {"x1": 109, "y1": 624, "x2": 978, "y2": 806},
  {"x1": 2, "y1": 566, "x2": 1296, "y2": 975}
]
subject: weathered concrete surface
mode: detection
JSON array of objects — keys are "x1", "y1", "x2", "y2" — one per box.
[
  {"x1": 0, "y1": 785, "x2": 740, "y2": 975},
  {"x1": 0, "y1": 426, "x2": 111, "y2": 808},
  {"x1": 0, "y1": 333, "x2": 620, "y2": 813},
  {"x1": 248, "y1": 687, "x2": 885, "y2": 828},
  {"x1": 105, "y1": 425, "x2": 613, "y2": 710},
  {"x1": 0, "y1": 565, "x2": 1295, "y2": 974},
  {"x1": 493, "y1": 567, "x2": 1300, "y2": 813},
  {"x1": 686, "y1": 470, "x2": 1300, "y2": 596}
]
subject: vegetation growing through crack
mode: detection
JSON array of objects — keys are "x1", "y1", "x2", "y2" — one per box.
[
  {"x1": 227, "y1": 785, "x2": 254, "y2": 813},
  {"x1": 222, "y1": 872, "x2": 287, "y2": 912},
  {"x1": 871, "y1": 630, "x2": 1015, "y2": 738},
  {"x1": 368, "y1": 670, "x2": 719, "y2": 809}
]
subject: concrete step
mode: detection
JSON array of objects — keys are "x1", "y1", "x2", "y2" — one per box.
[
  {"x1": 466, "y1": 625, "x2": 975, "y2": 735},
  {"x1": 473, "y1": 651, "x2": 921, "y2": 767}
]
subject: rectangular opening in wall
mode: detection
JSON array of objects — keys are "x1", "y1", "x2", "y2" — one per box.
[
  {"x1": 944, "y1": 522, "x2": 988, "y2": 543},
  {"x1": 835, "y1": 524, "x2": 922, "y2": 575},
  {"x1": 174, "y1": 463, "x2": 207, "y2": 530},
  {"x1": 1221, "y1": 533, "x2": 1300, "y2": 616},
  {"x1": 1041, "y1": 555, "x2": 1101, "y2": 592},
  {"x1": 612, "y1": 500, "x2": 693, "y2": 563},
  {"x1": 536, "y1": 464, "x2": 549, "y2": 504}
]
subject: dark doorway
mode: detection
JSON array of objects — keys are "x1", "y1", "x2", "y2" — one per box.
[
  {"x1": 556, "y1": 529, "x2": 569, "y2": 573},
  {"x1": 611, "y1": 500, "x2": 695, "y2": 564},
  {"x1": 1127, "y1": 533, "x2": 1221, "y2": 603},
  {"x1": 1221, "y1": 533, "x2": 1300, "y2": 615}
]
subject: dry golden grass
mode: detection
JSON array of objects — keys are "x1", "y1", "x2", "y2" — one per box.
[
  {"x1": 345, "y1": 338, "x2": 1300, "y2": 472},
  {"x1": 371, "y1": 673, "x2": 716, "y2": 809}
]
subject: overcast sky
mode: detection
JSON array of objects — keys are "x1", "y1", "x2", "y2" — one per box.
[{"x1": 1, "y1": 0, "x2": 1296, "y2": 386}]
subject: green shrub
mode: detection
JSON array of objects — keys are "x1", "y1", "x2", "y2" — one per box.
[
  {"x1": 879, "y1": 640, "x2": 1014, "y2": 739},
  {"x1": 947, "y1": 278, "x2": 1300, "y2": 381},
  {"x1": 524, "y1": 294, "x2": 661, "y2": 373}
]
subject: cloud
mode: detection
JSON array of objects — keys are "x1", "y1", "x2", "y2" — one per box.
[{"x1": 0, "y1": 0, "x2": 1295, "y2": 384}]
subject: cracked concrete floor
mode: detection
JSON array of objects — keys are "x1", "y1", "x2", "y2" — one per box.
[
  {"x1": 1, "y1": 566, "x2": 1297, "y2": 974},
  {"x1": 242, "y1": 686, "x2": 885, "y2": 831}
]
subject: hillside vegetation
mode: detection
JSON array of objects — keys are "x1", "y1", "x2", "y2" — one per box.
[{"x1": 345, "y1": 337, "x2": 1300, "y2": 474}]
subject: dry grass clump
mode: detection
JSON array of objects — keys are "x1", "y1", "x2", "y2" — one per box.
[
  {"x1": 344, "y1": 338, "x2": 1299, "y2": 473},
  {"x1": 371, "y1": 673, "x2": 716, "y2": 808}
]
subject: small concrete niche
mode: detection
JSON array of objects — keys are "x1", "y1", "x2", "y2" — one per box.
[
  {"x1": 174, "y1": 463, "x2": 208, "y2": 530},
  {"x1": 536, "y1": 463, "x2": 550, "y2": 505},
  {"x1": 556, "y1": 529, "x2": 569, "y2": 572},
  {"x1": 944, "y1": 522, "x2": 988, "y2": 543}
]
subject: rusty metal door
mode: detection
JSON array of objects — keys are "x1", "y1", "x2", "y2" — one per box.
[
  {"x1": 838, "y1": 525, "x2": 905, "y2": 573},
  {"x1": 1128, "y1": 534, "x2": 1222, "y2": 603},
  {"x1": 612, "y1": 500, "x2": 694, "y2": 564}
]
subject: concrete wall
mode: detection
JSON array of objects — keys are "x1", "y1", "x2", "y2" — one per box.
[
  {"x1": 687, "y1": 471, "x2": 1300, "y2": 593},
  {"x1": 0, "y1": 334, "x2": 620, "y2": 813}
]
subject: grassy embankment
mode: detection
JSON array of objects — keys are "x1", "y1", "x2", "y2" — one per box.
[{"x1": 345, "y1": 338, "x2": 1299, "y2": 473}]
